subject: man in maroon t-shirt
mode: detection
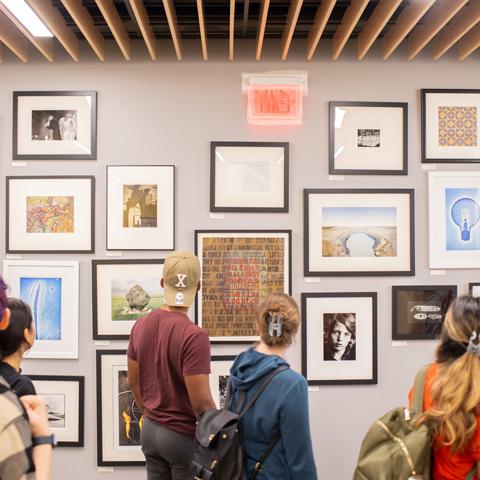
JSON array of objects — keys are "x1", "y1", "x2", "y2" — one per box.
[{"x1": 127, "y1": 251, "x2": 215, "y2": 480}]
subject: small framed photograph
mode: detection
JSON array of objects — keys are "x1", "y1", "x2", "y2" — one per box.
[
  {"x1": 422, "y1": 89, "x2": 480, "y2": 163},
  {"x1": 106, "y1": 165, "x2": 175, "y2": 251},
  {"x1": 301, "y1": 292, "x2": 377, "y2": 385},
  {"x1": 392, "y1": 285, "x2": 457, "y2": 340},
  {"x1": 96, "y1": 350, "x2": 145, "y2": 466},
  {"x1": 210, "y1": 356, "x2": 235, "y2": 408},
  {"x1": 3, "y1": 260, "x2": 79, "y2": 359},
  {"x1": 6, "y1": 175, "x2": 95, "y2": 254},
  {"x1": 13, "y1": 91, "x2": 97, "y2": 160},
  {"x1": 28, "y1": 375, "x2": 84, "y2": 447},
  {"x1": 429, "y1": 172, "x2": 480, "y2": 268},
  {"x1": 210, "y1": 141, "x2": 289, "y2": 212},
  {"x1": 470, "y1": 283, "x2": 480, "y2": 296},
  {"x1": 304, "y1": 189, "x2": 415, "y2": 276},
  {"x1": 195, "y1": 230, "x2": 292, "y2": 343},
  {"x1": 329, "y1": 101, "x2": 407, "y2": 175},
  {"x1": 92, "y1": 259, "x2": 165, "y2": 340}
]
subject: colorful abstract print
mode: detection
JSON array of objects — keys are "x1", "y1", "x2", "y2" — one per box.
[
  {"x1": 26, "y1": 196, "x2": 74, "y2": 233},
  {"x1": 438, "y1": 106, "x2": 477, "y2": 147}
]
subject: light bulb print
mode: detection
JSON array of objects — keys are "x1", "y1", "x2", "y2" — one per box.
[{"x1": 450, "y1": 197, "x2": 480, "y2": 241}]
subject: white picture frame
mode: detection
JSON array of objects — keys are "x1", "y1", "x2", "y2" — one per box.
[
  {"x1": 106, "y1": 165, "x2": 175, "y2": 251},
  {"x1": 429, "y1": 171, "x2": 480, "y2": 268},
  {"x1": 3, "y1": 260, "x2": 79, "y2": 359}
]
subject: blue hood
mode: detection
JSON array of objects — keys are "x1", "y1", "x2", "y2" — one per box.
[{"x1": 229, "y1": 346, "x2": 289, "y2": 391}]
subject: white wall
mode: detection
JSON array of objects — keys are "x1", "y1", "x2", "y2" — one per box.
[{"x1": 1, "y1": 38, "x2": 480, "y2": 480}]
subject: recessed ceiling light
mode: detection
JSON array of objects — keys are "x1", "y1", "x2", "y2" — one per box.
[{"x1": 0, "y1": 0, "x2": 53, "y2": 37}]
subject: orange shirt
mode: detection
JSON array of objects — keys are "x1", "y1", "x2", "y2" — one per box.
[{"x1": 409, "y1": 363, "x2": 480, "y2": 480}]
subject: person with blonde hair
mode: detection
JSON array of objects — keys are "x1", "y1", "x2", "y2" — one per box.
[
  {"x1": 411, "y1": 295, "x2": 480, "y2": 479},
  {"x1": 228, "y1": 292, "x2": 317, "y2": 479}
]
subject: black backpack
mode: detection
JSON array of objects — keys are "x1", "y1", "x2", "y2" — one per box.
[{"x1": 189, "y1": 365, "x2": 289, "y2": 480}]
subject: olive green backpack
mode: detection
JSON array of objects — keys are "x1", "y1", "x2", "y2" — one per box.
[{"x1": 353, "y1": 365, "x2": 477, "y2": 480}]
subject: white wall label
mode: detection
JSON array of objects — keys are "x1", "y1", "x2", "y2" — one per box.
[
  {"x1": 106, "y1": 251, "x2": 122, "y2": 257},
  {"x1": 430, "y1": 269, "x2": 446, "y2": 276},
  {"x1": 392, "y1": 341, "x2": 408, "y2": 347},
  {"x1": 209, "y1": 213, "x2": 225, "y2": 219},
  {"x1": 328, "y1": 175, "x2": 344, "y2": 181},
  {"x1": 305, "y1": 277, "x2": 321, "y2": 283}
]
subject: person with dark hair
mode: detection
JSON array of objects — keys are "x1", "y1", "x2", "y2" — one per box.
[
  {"x1": 228, "y1": 292, "x2": 317, "y2": 480},
  {"x1": 323, "y1": 313, "x2": 356, "y2": 361},
  {"x1": 0, "y1": 277, "x2": 53, "y2": 480},
  {"x1": 411, "y1": 295, "x2": 480, "y2": 479},
  {"x1": 0, "y1": 298, "x2": 37, "y2": 397}
]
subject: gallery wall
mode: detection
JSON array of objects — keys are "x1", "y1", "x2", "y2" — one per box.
[{"x1": 1, "y1": 38, "x2": 480, "y2": 479}]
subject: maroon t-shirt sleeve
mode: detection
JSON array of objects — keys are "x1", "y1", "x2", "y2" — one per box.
[
  {"x1": 127, "y1": 323, "x2": 137, "y2": 361},
  {"x1": 182, "y1": 330, "x2": 211, "y2": 377}
]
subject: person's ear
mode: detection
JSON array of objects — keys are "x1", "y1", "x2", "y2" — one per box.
[
  {"x1": 160, "y1": 278, "x2": 164, "y2": 288},
  {"x1": 0, "y1": 308, "x2": 10, "y2": 331},
  {"x1": 196, "y1": 281, "x2": 201, "y2": 293}
]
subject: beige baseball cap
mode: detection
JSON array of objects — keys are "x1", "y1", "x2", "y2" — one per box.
[{"x1": 163, "y1": 250, "x2": 201, "y2": 307}]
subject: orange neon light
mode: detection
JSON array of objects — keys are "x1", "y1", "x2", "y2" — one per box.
[{"x1": 247, "y1": 84, "x2": 302, "y2": 125}]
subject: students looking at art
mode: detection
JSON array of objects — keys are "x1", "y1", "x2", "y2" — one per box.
[
  {"x1": 127, "y1": 250, "x2": 215, "y2": 480},
  {"x1": 228, "y1": 292, "x2": 318, "y2": 479},
  {"x1": 410, "y1": 295, "x2": 480, "y2": 478}
]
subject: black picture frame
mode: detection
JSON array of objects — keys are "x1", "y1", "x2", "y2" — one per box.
[
  {"x1": 469, "y1": 283, "x2": 480, "y2": 296},
  {"x1": 6, "y1": 175, "x2": 95, "y2": 254},
  {"x1": 194, "y1": 229, "x2": 292, "y2": 344},
  {"x1": 210, "y1": 355, "x2": 236, "y2": 408},
  {"x1": 28, "y1": 375, "x2": 84, "y2": 447},
  {"x1": 301, "y1": 292, "x2": 378, "y2": 386},
  {"x1": 392, "y1": 285, "x2": 457, "y2": 340},
  {"x1": 13, "y1": 90, "x2": 97, "y2": 161},
  {"x1": 421, "y1": 88, "x2": 480, "y2": 164},
  {"x1": 329, "y1": 101, "x2": 408, "y2": 175},
  {"x1": 92, "y1": 258, "x2": 165, "y2": 340},
  {"x1": 303, "y1": 188, "x2": 415, "y2": 277},
  {"x1": 96, "y1": 350, "x2": 145, "y2": 467},
  {"x1": 106, "y1": 165, "x2": 175, "y2": 251},
  {"x1": 210, "y1": 141, "x2": 289, "y2": 213}
]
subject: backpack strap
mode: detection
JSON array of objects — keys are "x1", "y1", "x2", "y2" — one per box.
[
  {"x1": 466, "y1": 465, "x2": 477, "y2": 480},
  {"x1": 238, "y1": 365, "x2": 289, "y2": 417},
  {"x1": 249, "y1": 430, "x2": 281, "y2": 480},
  {"x1": 410, "y1": 364, "x2": 431, "y2": 415}
]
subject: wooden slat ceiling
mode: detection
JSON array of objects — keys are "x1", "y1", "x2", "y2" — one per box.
[{"x1": 1, "y1": 0, "x2": 480, "y2": 61}]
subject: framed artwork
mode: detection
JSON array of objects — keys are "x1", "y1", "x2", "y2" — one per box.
[
  {"x1": 392, "y1": 285, "x2": 457, "y2": 340},
  {"x1": 106, "y1": 165, "x2": 175, "y2": 251},
  {"x1": 195, "y1": 230, "x2": 292, "y2": 343},
  {"x1": 3, "y1": 260, "x2": 79, "y2": 359},
  {"x1": 422, "y1": 89, "x2": 480, "y2": 164},
  {"x1": 92, "y1": 259, "x2": 165, "y2": 340},
  {"x1": 304, "y1": 189, "x2": 415, "y2": 276},
  {"x1": 429, "y1": 172, "x2": 480, "y2": 268},
  {"x1": 210, "y1": 141, "x2": 289, "y2": 212},
  {"x1": 329, "y1": 101, "x2": 408, "y2": 175},
  {"x1": 470, "y1": 283, "x2": 480, "y2": 296},
  {"x1": 6, "y1": 176, "x2": 95, "y2": 254},
  {"x1": 29, "y1": 375, "x2": 84, "y2": 447},
  {"x1": 301, "y1": 292, "x2": 377, "y2": 385},
  {"x1": 96, "y1": 350, "x2": 145, "y2": 466},
  {"x1": 210, "y1": 356, "x2": 235, "y2": 409},
  {"x1": 13, "y1": 91, "x2": 97, "y2": 160}
]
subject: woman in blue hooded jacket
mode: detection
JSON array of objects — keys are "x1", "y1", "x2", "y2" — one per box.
[{"x1": 228, "y1": 292, "x2": 318, "y2": 480}]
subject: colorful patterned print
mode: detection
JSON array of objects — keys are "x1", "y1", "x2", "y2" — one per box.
[{"x1": 438, "y1": 106, "x2": 477, "y2": 147}]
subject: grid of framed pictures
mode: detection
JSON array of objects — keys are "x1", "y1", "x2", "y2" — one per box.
[
  {"x1": 422, "y1": 89, "x2": 480, "y2": 164},
  {"x1": 195, "y1": 230, "x2": 291, "y2": 343},
  {"x1": 96, "y1": 350, "x2": 145, "y2": 466},
  {"x1": 13, "y1": 91, "x2": 97, "y2": 160},
  {"x1": 329, "y1": 101, "x2": 407, "y2": 175},
  {"x1": 210, "y1": 141, "x2": 289, "y2": 212},
  {"x1": 29, "y1": 375, "x2": 84, "y2": 447},
  {"x1": 6, "y1": 176, "x2": 95, "y2": 254},
  {"x1": 301, "y1": 292, "x2": 377, "y2": 385},
  {"x1": 392, "y1": 285, "x2": 457, "y2": 340},
  {"x1": 3, "y1": 260, "x2": 79, "y2": 359},
  {"x1": 304, "y1": 189, "x2": 415, "y2": 276},
  {"x1": 106, "y1": 165, "x2": 175, "y2": 251},
  {"x1": 92, "y1": 259, "x2": 165, "y2": 340}
]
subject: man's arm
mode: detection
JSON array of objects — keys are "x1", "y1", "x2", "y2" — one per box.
[
  {"x1": 127, "y1": 357, "x2": 144, "y2": 413},
  {"x1": 184, "y1": 374, "x2": 216, "y2": 416}
]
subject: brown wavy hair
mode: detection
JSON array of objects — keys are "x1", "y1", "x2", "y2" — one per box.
[
  {"x1": 417, "y1": 295, "x2": 480, "y2": 452},
  {"x1": 256, "y1": 293, "x2": 300, "y2": 347}
]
